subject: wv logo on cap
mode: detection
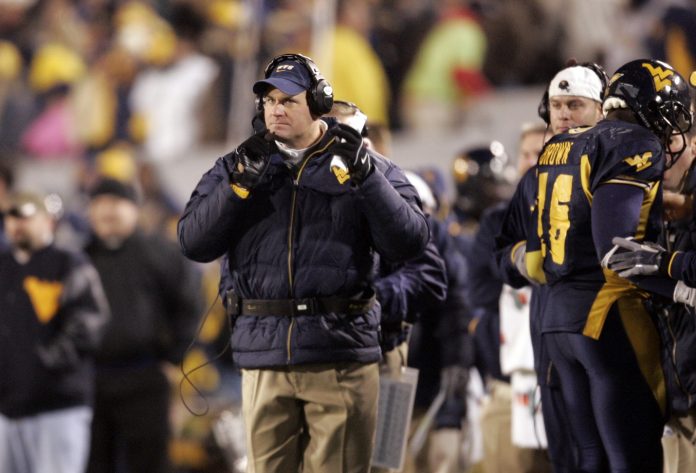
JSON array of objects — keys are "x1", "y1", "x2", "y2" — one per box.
[
  {"x1": 275, "y1": 64, "x2": 295, "y2": 73},
  {"x1": 642, "y1": 63, "x2": 673, "y2": 91}
]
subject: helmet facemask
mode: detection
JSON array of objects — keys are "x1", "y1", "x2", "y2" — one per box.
[{"x1": 654, "y1": 95, "x2": 692, "y2": 169}]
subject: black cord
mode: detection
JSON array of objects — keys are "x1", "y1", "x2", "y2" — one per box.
[{"x1": 178, "y1": 293, "x2": 234, "y2": 416}]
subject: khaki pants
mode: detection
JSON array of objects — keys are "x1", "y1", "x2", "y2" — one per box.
[
  {"x1": 479, "y1": 380, "x2": 550, "y2": 473},
  {"x1": 401, "y1": 409, "x2": 462, "y2": 473},
  {"x1": 242, "y1": 362, "x2": 379, "y2": 473},
  {"x1": 663, "y1": 411, "x2": 696, "y2": 473}
]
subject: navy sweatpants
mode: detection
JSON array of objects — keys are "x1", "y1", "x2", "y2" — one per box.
[
  {"x1": 531, "y1": 287, "x2": 581, "y2": 472},
  {"x1": 543, "y1": 304, "x2": 665, "y2": 473}
]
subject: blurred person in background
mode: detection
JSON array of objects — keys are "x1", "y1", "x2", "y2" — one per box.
[
  {"x1": 0, "y1": 39, "x2": 35, "y2": 152},
  {"x1": 467, "y1": 123, "x2": 551, "y2": 473},
  {"x1": 84, "y1": 178, "x2": 202, "y2": 473},
  {"x1": 323, "y1": 0, "x2": 391, "y2": 127},
  {"x1": 494, "y1": 61, "x2": 608, "y2": 473},
  {"x1": 21, "y1": 42, "x2": 87, "y2": 159},
  {"x1": 478, "y1": 0, "x2": 564, "y2": 86},
  {"x1": 0, "y1": 162, "x2": 14, "y2": 250},
  {"x1": 179, "y1": 52, "x2": 428, "y2": 473},
  {"x1": 0, "y1": 190, "x2": 110, "y2": 473},
  {"x1": 128, "y1": 2, "x2": 218, "y2": 163},
  {"x1": 400, "y1": 169, "x2": 472, "y2": 473},
  {"x1": 450, "y1": 143, "x2": 512, "y2": 238},
  {"x1": 372, "y1": 0, "x2": 438, "y2": 129},
  {"x1": 401, "y1": 0, "x2": 490, "y2": 131},
  {"x1": 656, "y1": 122, "x2": 696, "y2": 473},
  {"x1": 648, "y1": 1, "x2": 696, "y2": 81}
]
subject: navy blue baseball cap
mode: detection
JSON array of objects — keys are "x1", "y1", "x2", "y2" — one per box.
[{"x1": 253, "y1": 59, "x2": 312, "y2": 96}]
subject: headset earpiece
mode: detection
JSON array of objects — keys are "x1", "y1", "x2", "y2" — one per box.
[
  {"x1": 538, "y1": 90, "x2": 550, "y2": 124},
  {"x1": 262, "y1": 53, "x2": 334, "y2": 116}
]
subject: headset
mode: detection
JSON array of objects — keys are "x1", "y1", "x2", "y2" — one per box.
[
  {"x1": 537, "y1": 62, "x2": 609, "y2": 124},
  {"x1": 257, "y1": 53, "x2": 334, "y2": 116}
]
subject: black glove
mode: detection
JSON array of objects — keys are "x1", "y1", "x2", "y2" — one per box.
[
  {"x1": 228, "y1": 132, "x2": 273, "y2": 192},
  {"x1": 330, "y1": 123, "x2": 373, "y2": 184},
  {"x1": 606, "y1": 236, "x2": 671, "y2": 278}
]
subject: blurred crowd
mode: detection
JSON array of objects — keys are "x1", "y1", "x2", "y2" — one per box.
[
  {"x1": 2, "y1": 0, "x2": 696, "y2": 169},
  {"x1": 2, "y1": 0, "x2": 696, "y2": 473}
]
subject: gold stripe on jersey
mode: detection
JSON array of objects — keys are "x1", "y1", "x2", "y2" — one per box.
[
  {"x1": 603, "y1": 178, "x2": 652, "y2": 190},
  {"x1": 580, "y1": 154, "x2": 592, "y2": 203},
  {"x1": 583, "y1": 269, "x2": 636, "y2": 339},
  {"x1": 537, "y1": 172, "x2": 548, "y2": 257},
  {"x1": 618, "y1": 297, "x2": 666, "y2": 415},
  {"x1": 667, "y1": 251, "x2": 681, "y2": 278},
  {"x1": 583, "y1": 179, "x2": 659, "y2": 339},
  {"x1": 634, "y1": 181, "x2": 660, "y2": 241}
]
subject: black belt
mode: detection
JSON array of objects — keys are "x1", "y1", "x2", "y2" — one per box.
[{"x1": 226, "y1": 292, "x2": 375, "y2": 316}]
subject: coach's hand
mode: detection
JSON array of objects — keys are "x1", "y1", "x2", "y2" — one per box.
[
  {"x1": 227, "y1": 132, "x2": 273, "y2": 195},
  {"x1": 330, "y1": 124, "x2": 373, "y2": 185}
]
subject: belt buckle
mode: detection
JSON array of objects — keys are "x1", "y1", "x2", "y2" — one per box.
[
  {"x1": 226, "y1": 290, "x2": 241, "y2": 316},
  {"x1": 293, "y1": 298, "x2": 314, "y2": 315}
]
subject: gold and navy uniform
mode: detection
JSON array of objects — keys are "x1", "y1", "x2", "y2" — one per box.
[
  {"x1": 526, "y1": 118, "x2": 668, "y2": 472},
  {"x1": 526, "y1": 119, "x2": 664, "y2": 336}
]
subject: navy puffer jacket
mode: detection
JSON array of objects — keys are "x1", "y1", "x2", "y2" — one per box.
[{"x1": 178, "y1": 126, "x2": 428, "y2": 368}]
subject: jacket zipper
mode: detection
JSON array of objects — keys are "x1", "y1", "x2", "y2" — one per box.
[
  {"x1": 285, "y1": 138, "x2": 335, "y2": 363},
  {"x1": 664, "y1": 310, "x2": 692, "y2": 406},
  {"x1": 662, "y1": 224, "x2": 692, "y2": 406}
]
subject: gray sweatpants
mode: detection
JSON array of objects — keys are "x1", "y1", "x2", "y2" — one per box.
[{"x1": 0, "y1": 406, "x2": 92, "y2": 473}]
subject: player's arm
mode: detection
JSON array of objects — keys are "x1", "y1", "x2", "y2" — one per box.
[
  {"x1": 493, "y1": 168, "x2": 537, "y2": 287},
  {"x1": 593, "y1": 181, "x2": 677, "y2": 300}
]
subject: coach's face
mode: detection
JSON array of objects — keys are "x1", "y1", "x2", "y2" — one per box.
[{"x1": 263, "y1": 88, "x2": 319, "y2": 149}]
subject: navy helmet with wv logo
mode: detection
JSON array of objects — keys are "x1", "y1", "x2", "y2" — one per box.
[{"x1": 603, "y1": 59, "x2": 693, "y2": 167}]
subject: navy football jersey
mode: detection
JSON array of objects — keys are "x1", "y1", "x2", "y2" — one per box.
[{"x1": 525, "y1": 119, "x2": 665, "y2": 336}]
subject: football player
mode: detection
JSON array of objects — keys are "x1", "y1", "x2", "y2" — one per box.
[{"x1": 524, "y1": 59, "x2": 692, "y2": 472}]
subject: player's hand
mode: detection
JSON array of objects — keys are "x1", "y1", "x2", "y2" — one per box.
[
  {"x1": 663, "y1": 190, "x2": 693, "y2": 222},
  {"x1": 673, "y1": 280, "x2": 696, "y2": 307},
  {"x1": 512, "y1": 242, "x2": 537, "y2": 285},
  {"x1": 228, "y1": 132, "x2": 273, "y2": 193},
  {"x1": 606, "y1": 236, "x2": 670, "y2": 278},
  {"x1": 329, "y1": 124, "x2": 373, "y2": 184}
]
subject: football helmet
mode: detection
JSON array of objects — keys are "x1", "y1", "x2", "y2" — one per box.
[
  {"x1": 452, "y1": 142, "x2": 511, "y2": 220},
  {"x1": 604, "y1": 59, "x2": 692, "y2": 166}
]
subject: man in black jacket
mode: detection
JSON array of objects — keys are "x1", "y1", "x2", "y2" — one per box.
[
  {"x1": 0, "y1": 191, "x2": 109, "y2": 473},
  {"x1": 178, "y1": 53, "x2": 428, "y2": 473},
  {"x1": 85, "y1": 178, "x2": 202, "y2": 473}
]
